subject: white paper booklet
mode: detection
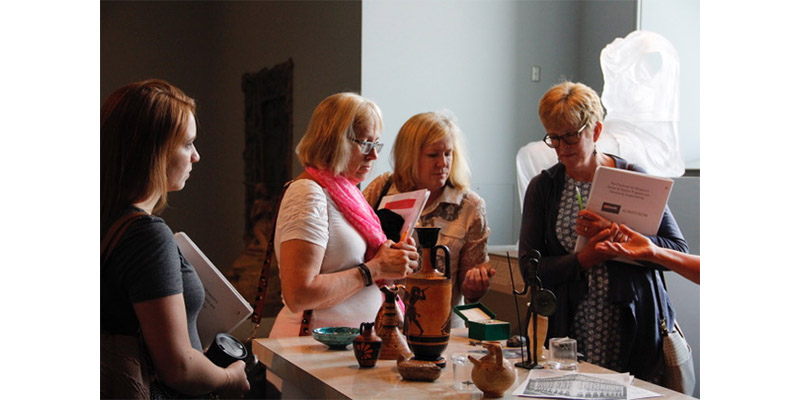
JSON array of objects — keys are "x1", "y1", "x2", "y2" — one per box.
[
  {"x1": 573, "y1": 166, "x2": 673, "y2": 255},
  {"x1": 377, "y1": 188, "x2": 430, "y2": 241},
  {"x1": 174, "y1": 232, "x2": 253, "y2": 350}
]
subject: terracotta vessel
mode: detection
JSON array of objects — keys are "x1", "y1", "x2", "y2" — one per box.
[
  {"x1": 375, "y1": 286, "x2": 411, "y2": 360},
  {"x1": 375, "y1": 285, "x2": 404, "y2": 333},
  {"x1": 353, "y1": 322, "x2": 382, "y2": 368},
  {"x1": 468, "y1": 342, "x2": 516, "y2": 398},
  {"x1": 404, "y1": 227, "x2": 451, "y2": 364}
]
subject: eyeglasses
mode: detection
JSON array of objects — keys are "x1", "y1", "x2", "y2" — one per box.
[
  {"x1": 348, "y1": 137, "x2": 384, "y2": 154},
  {"x1": 543, "y1": 123, "x2": 588, "y2": 148}
]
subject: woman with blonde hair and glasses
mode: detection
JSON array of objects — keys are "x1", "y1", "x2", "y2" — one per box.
[
  {"x1": 363, "y1": 111, "x2": 494, "y2": 328},
  {"x1": 268, "y1": 92, "x2": 419, "y2": 338},
  {"x1": 518, "y1": 81, "x2": 688, "y2": 383},
  {"x1": 101, "y1": 79, "x2": 249, "y2": 398}
]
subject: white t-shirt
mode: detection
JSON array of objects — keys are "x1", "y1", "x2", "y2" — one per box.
[{"x1": 269, "y1": 179, "x2": 382, "y2": 337}]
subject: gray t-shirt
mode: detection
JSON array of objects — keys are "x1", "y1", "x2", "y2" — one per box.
[{"x1": 101, "y1": 208, "x2": 205, "y2": 351}]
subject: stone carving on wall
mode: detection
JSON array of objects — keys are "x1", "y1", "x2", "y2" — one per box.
[{"x1": 227, "y1": 59, "x2": 293, "y2": 317}]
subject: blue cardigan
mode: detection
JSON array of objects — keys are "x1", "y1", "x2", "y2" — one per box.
[{"x1": 518, "y1": 155, "x2": 688, "y2": 381}]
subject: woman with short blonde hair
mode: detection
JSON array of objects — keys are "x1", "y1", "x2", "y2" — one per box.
[
  {"x1": 519, "y1": 81, "x2": 688, "y2": 381},
  {"x1": 269, "y1": 92, "x2": 418, "y2": 338},
  {"x1": 296, "y1": 92, "x2": 384, "y2": 175},
  {"x1": 537, "y1": 81, "x2": 605, "y2": 131}
]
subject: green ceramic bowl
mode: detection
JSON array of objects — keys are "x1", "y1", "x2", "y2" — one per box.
[{"x1": 312, "y1": 327, "x2": 360, "y2": 350}]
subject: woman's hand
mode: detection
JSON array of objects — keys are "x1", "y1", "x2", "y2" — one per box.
[
  {"x1": 134, "y1": 295, "x2": 250, "y2": 396},
  {"x1": 595, "y1": 224, "x2": 657, "y2": 261},
  {"x1": 219, "y1": 360, "x2": 250, "y2": 399},
  {"x1": 368, "y1": 240, "x2": 419, "y2": 280},
  {"x1": 577, "y1": 223, "x2": 621, "y2": 269},
  {"x1": 575, "y1": 210, "x2": 615, "y2": 238},
  {"x1": 462, "y1": 264, "x2": 496, "y2": 302},
  {"x1": 595, "y1": 224, "x2": 701, "y2": 284}
]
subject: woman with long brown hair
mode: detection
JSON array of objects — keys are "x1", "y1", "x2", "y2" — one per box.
[{"x1": 101, "y1": 79, "x2": 249, "y2": 398}]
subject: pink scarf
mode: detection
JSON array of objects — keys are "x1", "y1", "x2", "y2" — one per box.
[{"x1": 305, "y1": 167, "x2": 387, "y2": 261}]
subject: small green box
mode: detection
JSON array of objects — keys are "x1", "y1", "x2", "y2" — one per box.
[{"x1": 453, "y1": 303, "x2": 510, "y2": 341}]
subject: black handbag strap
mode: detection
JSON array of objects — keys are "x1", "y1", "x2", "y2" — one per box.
[
  {"x1": 102, "y1": 211, "x2": 149, "y2": 265},
  {"x1": 652, "y1": 269, "x2": 670, "y2": 336},
  {"x1": 250, "y1": 182, "x2": 292, "y2": 328},
  {"x1": 372, "y1": 175, "x2": 394, "y2": 212}
]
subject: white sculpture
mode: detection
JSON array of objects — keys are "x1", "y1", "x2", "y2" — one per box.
[{"x1": 599, "y1": 30, "x2": 685, "y2": 178}]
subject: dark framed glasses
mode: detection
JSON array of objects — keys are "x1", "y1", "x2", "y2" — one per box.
[
  {"x1": 543, "y1": 123, "x2": 588, "y2": 148},
  {"x1": 348, "y1": 137, "x2": 384, "y2": 154}
]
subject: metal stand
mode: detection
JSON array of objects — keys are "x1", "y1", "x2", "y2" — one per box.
[
  {"x1": 515, "y1": 300, "x2": 542, "y2": 369},
  {"x1": 509, "y1": 251, "x2": 554, "y2": 370}
]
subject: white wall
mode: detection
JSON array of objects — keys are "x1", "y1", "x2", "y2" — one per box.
[
  {"x1": 363, "y1": 0, "x2": 519, "y2": 245},
  {"x1": 361, "y1": 1, "x2": 524, "y2": 243},
  {"x1": 363, "y1": 0, "x2": 636, "y2": 245},
  {"x1": 363, "y1": 1, "x2": 699, "y2": 396}
]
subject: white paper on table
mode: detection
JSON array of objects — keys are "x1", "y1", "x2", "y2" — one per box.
[{"x1": 511, "y1": 369, "x2": 660, "y2": 400}]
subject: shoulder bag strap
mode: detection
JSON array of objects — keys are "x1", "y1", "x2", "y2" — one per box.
[
  {"x1": 372, "y1": 175, "x2": 394, "y2": 212},
  {"x1": 250, "y1": 182, "x2": 292, "y2": 328},
  {"x1": 101, "y1": 211, "x2": 149, "y2": 265},
  {"x1": 652, "y1": 269, "x2": 669, "y2": 336}
]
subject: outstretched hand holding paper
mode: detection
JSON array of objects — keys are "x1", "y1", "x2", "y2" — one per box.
[{"x1": 573, "y1": 167, "x2": 674, "y2": 259}]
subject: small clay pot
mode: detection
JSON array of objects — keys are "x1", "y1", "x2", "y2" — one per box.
[
  {"x1": 469, "y1": 342, "x2": 516, "y2": 398},
  {"x1": 353, "y1": 322, "x2": 382, "y2": 368}
]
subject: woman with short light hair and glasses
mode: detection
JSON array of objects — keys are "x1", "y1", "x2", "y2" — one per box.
[
  {"x1": 518, "y1": 81, "x2": 688, "y2": 383},
  {"x1": 363, "y1": 111, "x2": 494, "y2": 328},
  {"x1": 269, "y1": 92, "x2": 419, "y2": 338}
]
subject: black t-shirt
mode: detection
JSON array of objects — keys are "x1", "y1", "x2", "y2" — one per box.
[{"x1": 101, "y1": 207, "x2": 205, "y2": 351}]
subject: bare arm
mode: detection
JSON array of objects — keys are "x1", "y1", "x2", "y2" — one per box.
[
  {"x1": 595, "y1": 224, "x2": 700, "y2": 284},
  {"x1": 650, "y1": 247, "x2": 700, "y2": 284},
  {"x1": 280, "y1": 238, "x2": 418, "y2": 313},
  {"x1": 134, "y1": 295, "x2": 249, "y2": 397}
]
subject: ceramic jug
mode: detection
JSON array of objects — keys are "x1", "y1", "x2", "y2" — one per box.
[
  {"x1": 375, "y1": 286, "x2": 411, "y2": 360},
  {"x1": 375, "y1": 285, "x2": 404, "y2": 333},
  {"x1": 404, "y1": 227, "x2": 451, "y2": 364},
  {"x1": 353, "y1": 322, "x2": 382, "y2": 368},
  {"x1": 468, "y1": 342, "x2": 516, "y2": 398}
]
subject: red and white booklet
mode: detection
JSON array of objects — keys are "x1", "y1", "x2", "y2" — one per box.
[{"x1": 377, "y1": 188, "x2": 430, "y2": 242}]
